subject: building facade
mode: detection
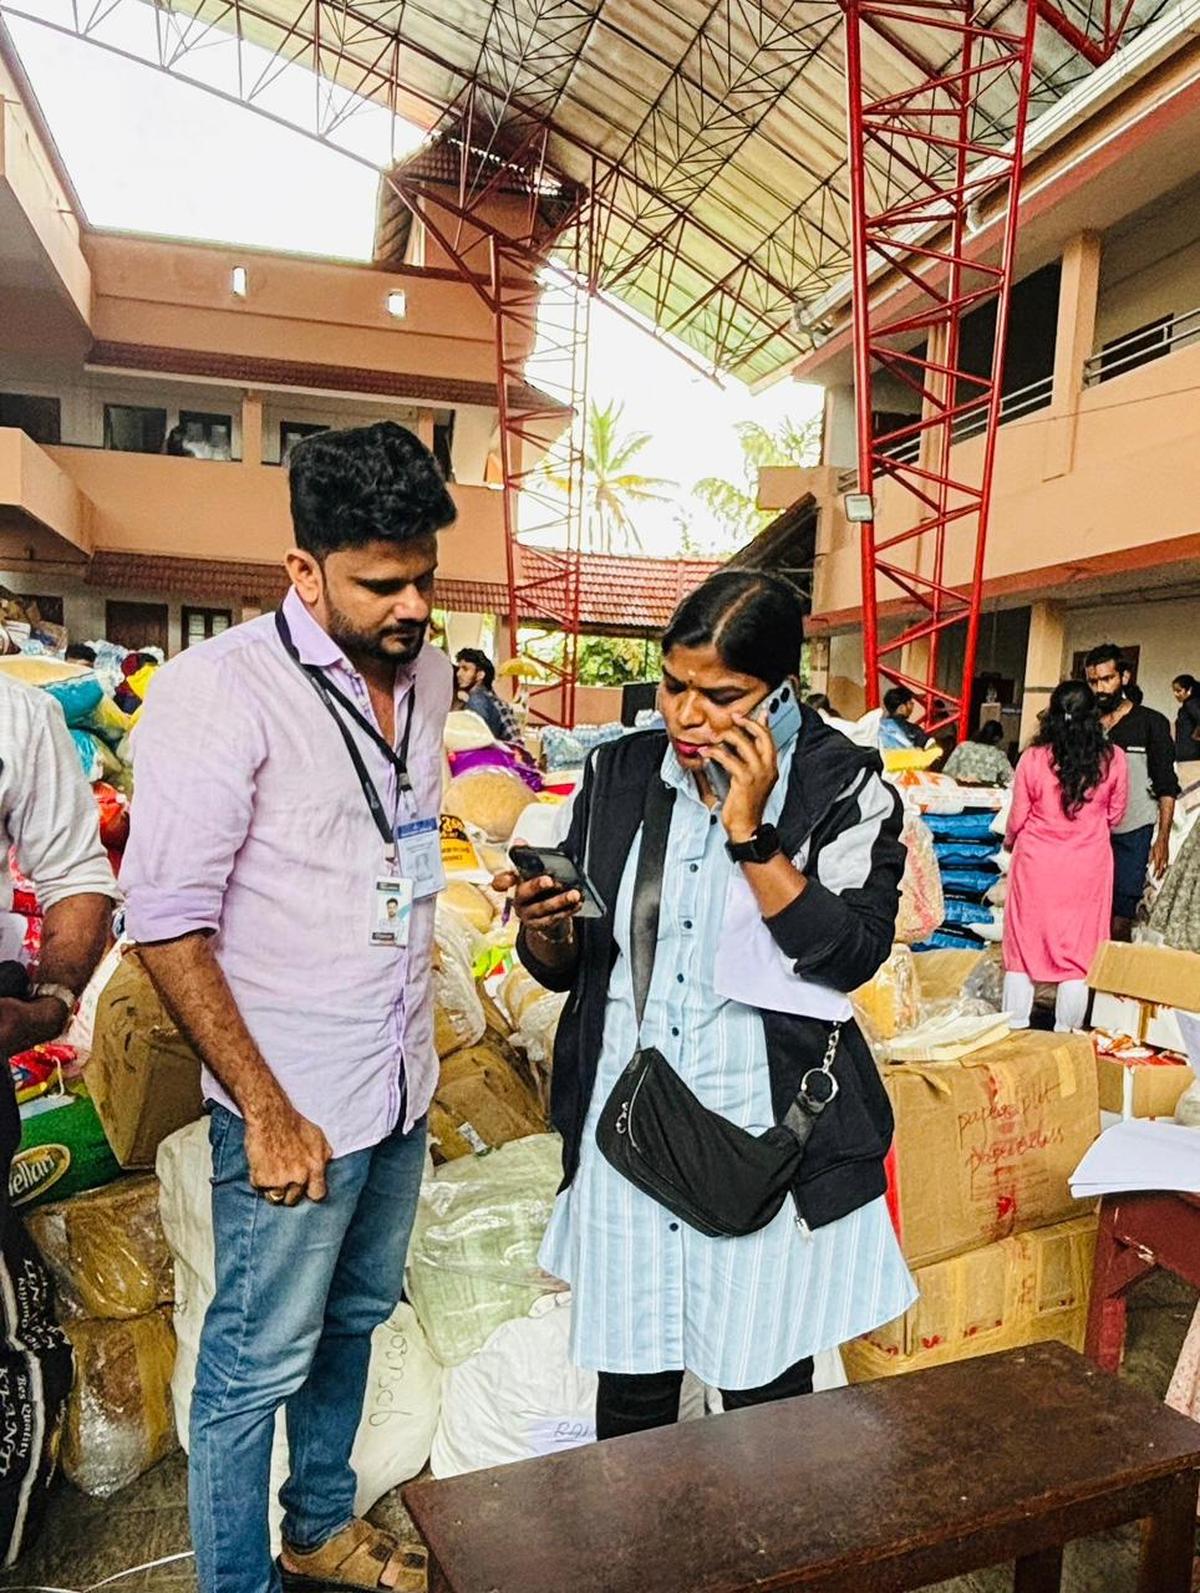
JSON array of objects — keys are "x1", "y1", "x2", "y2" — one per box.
[{"x1": 774, "y1": 18, "x2": 1200, "y2": 739}]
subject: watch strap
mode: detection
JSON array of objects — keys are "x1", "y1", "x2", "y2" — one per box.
[{"x1": 725, "y1": 823, "x2": 782, "y2": 865}]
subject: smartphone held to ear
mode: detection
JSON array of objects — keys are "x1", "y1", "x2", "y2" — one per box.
[
  {"x1": 508, "y1": 844, "x2": 607, "y2": 919},
  {"x1": 705, "y1": 681, "x2": 802, "y2": 803}
]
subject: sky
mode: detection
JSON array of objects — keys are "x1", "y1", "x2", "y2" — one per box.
[{"x1": 6, "y1": 0, "x2": 823, "y2": 558}]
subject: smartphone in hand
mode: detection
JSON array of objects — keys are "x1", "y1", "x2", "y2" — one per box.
[
  {"x1": 706, "y1": 681, "x2": 803, "y2": 803},
  {"x1": 508, "y1": 845, "x2": 607, "y2": 920}
]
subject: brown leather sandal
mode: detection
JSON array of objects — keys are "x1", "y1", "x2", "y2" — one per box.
[{"x1": 278, "y1": 1520, "x2": 427, "y2": 1592}]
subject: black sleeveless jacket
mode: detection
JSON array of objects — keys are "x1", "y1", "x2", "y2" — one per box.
[{"x1": 519, "y1": 706, "x2": 906, "y2": 1230}]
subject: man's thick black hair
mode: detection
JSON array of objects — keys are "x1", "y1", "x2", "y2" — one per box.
[
  {"x1": 662, "y1": 569, "x2": 803, "y2": 689},
  {"x1": 1084, "y1": 642, "x2": 1127, "y2": 673},
  {"x1": 975, "y1": 720, "x2": 1005, "y2": 745},
  {"x1": 289, "y1": 421, "x2": 456, "y2": 560},
  {"x1": 883, "y1": 685, "x2": 915, "y2": 715},
  {"x1": 456, "y1": 647, "x2": 495, "y2": 691}
]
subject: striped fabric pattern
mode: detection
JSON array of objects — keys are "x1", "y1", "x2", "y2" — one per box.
[{"x1": 540, "y1": 743, "x2": 916, "y2": 1389}]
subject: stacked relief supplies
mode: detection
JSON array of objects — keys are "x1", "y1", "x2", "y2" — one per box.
[{"x1": 848, "y1": 945, "x2": 1101, "y2": 1382}]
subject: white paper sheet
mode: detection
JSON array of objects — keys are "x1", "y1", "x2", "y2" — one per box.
[{"x1": 1069, "y1": 1118, "x2": 1200, "y2": 1197}]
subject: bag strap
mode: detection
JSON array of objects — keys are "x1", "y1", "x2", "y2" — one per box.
[{"x1": 630, "y1": 774, "x2": 676, "y2": 1033}]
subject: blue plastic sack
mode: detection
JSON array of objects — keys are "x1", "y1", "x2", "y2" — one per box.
[
  {"x1": 69, "y1": 729, "x2": 104, "y2": 784},
  {"x1": 943, "y1": 898, "x2": 997, "y2": 928},
  {"x1": 914, "y1": 930, "x2": 986, "y2": 952},
  {"x1": 934, "y1": 840, "x2": 1001, "y2": 866},
  {"x1": 939, "y1": 868, "x2": 1000, "y2": 896},
  {"x1": 921, "y1": 810, "x2": 1000, "y2": 840},
  {"x1": 41, "y1": 673, "x2": 104, "y2": 727}
]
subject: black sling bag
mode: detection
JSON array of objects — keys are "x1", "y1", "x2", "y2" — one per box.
[{"x1": 595, "y1": 772, "x2": 842, "y2": 1238}]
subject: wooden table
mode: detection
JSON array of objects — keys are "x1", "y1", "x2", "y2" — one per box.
[
  {"x1": 404, "y1": 1342, "x2": 1200, "y2": 1593},
  {"x1": 1086, "y1": 1190, "x2": 1200, "y2": 1373}
]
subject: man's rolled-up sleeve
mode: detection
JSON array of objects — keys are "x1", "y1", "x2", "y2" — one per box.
[
  {"x1": 13, "y1": 700, "x2": 118, "y2": 910},
  {"x1": 122, "y1": 655, "x2": 265, "y2": 944}
]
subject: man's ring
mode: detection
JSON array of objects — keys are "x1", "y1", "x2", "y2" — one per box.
[{"x1": 264, "y1": 1189, "x2": 286, "y2": 1205}]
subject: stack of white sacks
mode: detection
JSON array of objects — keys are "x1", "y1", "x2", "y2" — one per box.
[{"x1": 158, "y1": 1126, "x2": 848, "y2": 1509}]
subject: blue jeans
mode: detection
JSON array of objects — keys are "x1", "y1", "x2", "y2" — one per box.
[{"x1": 189, "y1": 1105, "x2": 427, "y2": 1593}]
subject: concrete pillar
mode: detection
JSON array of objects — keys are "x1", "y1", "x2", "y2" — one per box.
[
  {"x1": 1043, "y1": 232, "x2": 1101, "y2": 480},
  {"x1": 241, "y1": 392, "x2": 263, "y2": 468},
  {"x1": 1019, "y1": 601, "x2": 1066, "y2": 744}
]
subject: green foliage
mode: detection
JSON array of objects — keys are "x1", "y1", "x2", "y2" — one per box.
[
  {"x1": 692, "y1": 414, "x2": 822, "y2": 546},
  {"x1": 545, "y1": 399, "x2": 675, "y2": 553},
  {"x1": 517, "y1": 627, "x2": 662, "y2": 688}
]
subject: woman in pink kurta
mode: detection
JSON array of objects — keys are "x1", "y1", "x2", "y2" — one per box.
[{"x1": 1003, "y1": 680, "x2": 1128, "y2": 1032}]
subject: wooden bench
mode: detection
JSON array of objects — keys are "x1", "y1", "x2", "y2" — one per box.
[{"x1": 404, "y1": 1342, "x2": 1200, "y2": 1593}]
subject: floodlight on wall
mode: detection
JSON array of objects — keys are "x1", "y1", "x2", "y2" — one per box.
[
  {"x1": 387, "y1": 290, "x2": 408, "y2": 319},
  {"x1": 231, "y1": 266, "x2": 248, "y2": 298},
  {"x1": 843, "y1": 492, "x2": 875, "y2": 523}
]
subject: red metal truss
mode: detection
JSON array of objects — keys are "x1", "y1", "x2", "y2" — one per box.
[
  {"x1": 844, "y1": 0, "x2": 1138, "y2": 735},
  {"x1": 388, "y1": 87, "x2": 595, "y2": 726}
]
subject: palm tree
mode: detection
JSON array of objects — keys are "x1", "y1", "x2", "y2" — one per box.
[
  {"x1": 548, "y1": 399, "x2": 674, "y2": 554},
  {"x1": 693, "y1": 414, "x2": 822, "y2": 548}
]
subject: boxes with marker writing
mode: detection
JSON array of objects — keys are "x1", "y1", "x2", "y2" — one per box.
[{"x1": 884, "y1": 1030, "x2": 1100, "y2": 1270}]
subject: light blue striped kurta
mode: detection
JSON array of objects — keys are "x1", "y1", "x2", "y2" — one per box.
[{"x1": 540, "y1": 742, "x2": 917, "y2": 1390}]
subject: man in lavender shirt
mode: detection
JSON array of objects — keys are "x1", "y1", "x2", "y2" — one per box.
[{"x1": 122, "y1": 423, "x2": 457, "y2": 1593}]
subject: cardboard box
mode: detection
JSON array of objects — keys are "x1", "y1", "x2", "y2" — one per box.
[
  {"x1": 1095, "y1": 1049, "x2": 1194, "y2": 1120},
  {"x1": 912, "y1": 948, "x2": 986, "y2": 1003},
  {"x1": 85, "y1": 952, "x2": 204, "y2": 1169},
  {"x1": 885, "y1": 1030, "x2": 1099, "y2": 1270},
  {"x1": 1089, "y1": 941, "x2": 1200, "y2": 1009},
  {"x1": 843, "y1": 1214, "x2": 1096, "y2": 1382}
]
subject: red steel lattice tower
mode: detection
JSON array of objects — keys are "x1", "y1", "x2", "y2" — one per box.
[{"x1": 844, "y1": 0, "x2": 1139, "y2": 734}]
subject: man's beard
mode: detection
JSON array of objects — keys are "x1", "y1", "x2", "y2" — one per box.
[
  {"x1": 1094, "y1": 689, "x2": 1124, "y2": 714},
  {"x1": 326, "y1": 601, "x2": 427, "y2": 667}
]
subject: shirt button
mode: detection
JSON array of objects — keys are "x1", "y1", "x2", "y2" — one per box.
[
  {"x1": 669, "y1": 1222, "x2": 680, "y2": 1232},
  {"x1": 689, "y1": 863, "x2": 699, "y2": 873},
  {"x1": 671, "y1": 1027, "x2": 680, "y2": 1038},
  {"x1": 682, "y1": 919, "x2": 693, "y2": 930},
  {"x1": 676, "y1": 973, "x2": 685, "y2": 984},
  {"x1": 710, "y1": 814, "x2": 718, "y2": 825}
]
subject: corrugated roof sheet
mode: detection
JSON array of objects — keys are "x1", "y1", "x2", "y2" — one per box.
[{"x1": 163, "y1": 0, "x2": 1174, "y2": 386}]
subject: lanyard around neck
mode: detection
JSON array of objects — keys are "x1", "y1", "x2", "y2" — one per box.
[{"x1": 275, "y1": 609, "x2": 416, "y2": 846}]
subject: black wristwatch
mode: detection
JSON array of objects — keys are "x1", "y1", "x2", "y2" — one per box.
[{"x1": 725, "y1": 823, "x2": 782, "y2": 865}]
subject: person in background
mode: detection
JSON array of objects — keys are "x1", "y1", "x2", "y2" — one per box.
[
  {"x1": 65, "y1": 642, "x2": 97, "y2": 666},
  {"x1": 1172, "y1": 674, "x2": 1200, "y2": 765},
  {"x1": 1084, "y1": 643, "x2": 1179, "y2": 939},
  {"x1": 497, "y1": 570, "x2": 914, "y2": 1443},
  {"x1": 123, "y1": 422, "x2": 457, "y2": 1593},
  {"x1": 879, "y1": 685, "x2": 931, "y2": 751},
  {"x1": 1003, "y1": 681, "x2": 1127, "y2": 1033},
  {"x1": 804, "y1": 692, "x2": 837, "y2": 718},
  {"x1": 454, "y1": 647, "x2": 522, "y2": 744},
  {"x1": 943, "y1": 720, "x2": 1013, "y2": 787},
  {"x1": 0, "y1": 676, "x2": 117, "y2": 1227}
]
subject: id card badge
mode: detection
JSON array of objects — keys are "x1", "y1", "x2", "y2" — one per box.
[
  {"x1": 396, "y1": 816, "x2": 446, "y2": 900},
  {"x1": 371, "y1": 876, "x2": 414, "y2": 948}
]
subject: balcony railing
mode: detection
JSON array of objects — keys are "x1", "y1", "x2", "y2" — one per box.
[{"x1": 1083, "y1": 305, "x2": 1200, "y2": 387}]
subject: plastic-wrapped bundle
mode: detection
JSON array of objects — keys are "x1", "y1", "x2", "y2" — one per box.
[
  {"x1": 433, "y1": 906, "x2": 486, "y2": 1058},
  {"x1": 61, "y1": 1310, "x2": 177, "y2": 1496},
  {"x1": 429, "y1": 1037, "x2": 547, "y2": 1162},
  {"x1": 939, "y1": 867, "x2": 1000, "y2": 897},
  {"x1": 895, "y1": 816, "x2": 945, "y2": 946},
  {"x1": 26, "y1": 1176, "x2": 172, "y2": 1320},
  {"x1": 922, "y1": 810, "x2": 1003, "y2": 840},
  {"x1": 541, "y1": 723, "x2": 624, "y2": 774},
  {"x1": 406, "y1": 1135, "x2": 565, "y2": 1367},
  {"x1": 40, "y1": 673, "x2": 104, "y2": 726},
  {"x1": 943, "y1": 898, "x2": 999, "y2": 929},
  {"x1": 443, "y1": 767, "x2": 536, "y2": 843},
  {"x1": 934, "y1": 839, "x2": 1002, "y2": 867},
  {"x1": 853, "y1": 945, "x2": 921, "y2": 1041}
]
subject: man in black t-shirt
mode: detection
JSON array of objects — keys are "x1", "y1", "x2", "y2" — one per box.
[{"x1": 1085, "y1": 644, "x2": 1179, "y2": 940}]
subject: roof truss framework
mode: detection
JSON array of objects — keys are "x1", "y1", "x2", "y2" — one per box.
[{"x1": 0, "y1": 0, "x2": 1174, "y2": 387}]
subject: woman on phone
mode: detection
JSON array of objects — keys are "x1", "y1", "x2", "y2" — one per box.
[{"x1": 496, "y1": 570, "x2": 914, "y2": 1439}]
